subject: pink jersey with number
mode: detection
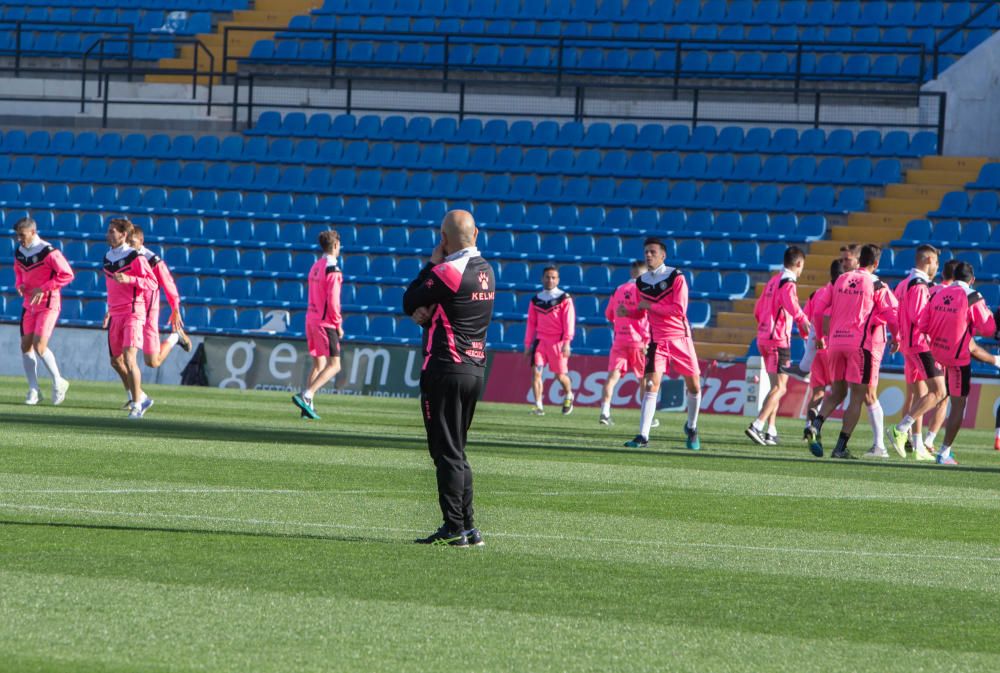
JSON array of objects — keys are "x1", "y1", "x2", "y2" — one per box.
[
  {"x1": 605, "y1": 280, "x2": 649, "y2": 347},
  {"x1": 918, "y1": 281, "x2": 997, "y2": 367},
  {"x1": 755, "y1": 270, "x2": 809, "y2": 349},
  {"x1": 103, "y1": 245, "x2": 158, "y2": 317},
  {"x1": 635, "y1": 264, "x2": 691, "y2": 342},
  {"x1": 14, "y1": 238, "x2": 74, "y2": 311},
  {"x1": 525, "y1": 288, "x2": 575, "y2": 345},
  {"x1": 814, "y1": 269, "x2": 898, "y2": 351},
  {"x1": 893, "y1": 270, "x2": 932, "y2": 355},
  {"x1": 306, "y1": 255, "x2": 343, "y2": 328}
]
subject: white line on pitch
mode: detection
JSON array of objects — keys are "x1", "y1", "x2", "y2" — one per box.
[{"x1": 2, "y1": 502, "x2": 1000, "y2": 564}]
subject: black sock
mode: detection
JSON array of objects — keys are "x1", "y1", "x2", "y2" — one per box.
[
  {"x1": 835, "y1": 432, "x2": 850, "y2": 453},
  {"x1": 807, "y1": 409, "x2": 817, "y2": 424},
  {"x1": 815, "y1": 415, "x2": 825, "y2": 431}
]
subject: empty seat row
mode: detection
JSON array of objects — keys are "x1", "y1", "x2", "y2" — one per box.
[
  {"x1": 247, "y1": 40, "x2": 932, "y2": 81},
  {"x1": 895, "y1": 219, "x2": 1000, "y2": 250},
  {"x1": 5, "y1": 0, "x2": 249, "y2": 10},
  {"x1": 928, "y1": 191, "x2": 1000, "y2": 220},
  {"x1": 0, "y1": 8, "x2": 211, "y2": 34},
  {"x1": 1, "y1": 123, "x2": 937, "y2": 158},
  {"x1": 312, "y1": 0, "x2": 989, "y2": 30}
]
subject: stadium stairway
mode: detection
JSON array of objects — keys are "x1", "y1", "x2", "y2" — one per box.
[
  {"x1": 150, "y1": 0, "x2": 322, "y2": 83},
  {"x1": 702, "y1": 155, "x2": 992, "y2": 362}
]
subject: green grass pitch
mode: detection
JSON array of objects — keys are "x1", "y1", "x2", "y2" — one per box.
[{"x1": 1, "y1": 375, "x2": 999, "y2": 672}]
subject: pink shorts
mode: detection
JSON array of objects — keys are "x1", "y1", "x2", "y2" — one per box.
[
  {"x1": 760, "y1": 343, "x2": 792, "y2": 376},
  {"x1": 21, "y1": 307, "x2": 59, "y2": 340},
  {"x1": 810, "y1": 349, "x2": 831, "y2": 389},
  {"x1": 306, "y1": 317, "x2": 341, "y2": 358},
  {"x1": 829, "y1": 347, "x2": 874, "y2": 386},
  {"x1": 143, "y1": 306, "x2": 160, "y2": 356},
  {"x1": 945, "y1": 364, "x2": 971, "y2": 398},
  {"x1": 608, "y1": 343, "x2": 646, "y2": 378},
  {"x1": 107, "y1": 314, "x2": 144, "y2": 358},
  {"x1": 904, "y1": 351, "x2": 942, "y2": 384},
  {"x1": 645, "y1": 338, "x2": 700, "y2": 378},
  {"x1": 532, "y1": 339, "x2": 569, "y2": 375}
]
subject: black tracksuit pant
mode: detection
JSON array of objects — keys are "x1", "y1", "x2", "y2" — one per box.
[{"x1": 420, "y1": 367, "x2": 483, "y2": 533}]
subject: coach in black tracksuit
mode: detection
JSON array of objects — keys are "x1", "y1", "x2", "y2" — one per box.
[{"x1": 403, "y1": 210, "x2": 495, "y2": 547}]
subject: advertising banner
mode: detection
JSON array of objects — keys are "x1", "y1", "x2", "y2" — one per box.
[{"x1": 201, "y1": 334, "x2": 496, "y2": 399}]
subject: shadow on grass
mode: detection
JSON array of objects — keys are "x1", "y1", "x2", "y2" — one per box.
[{"x1": 0, "y1": 517, "x2": 401, "y2": 546}]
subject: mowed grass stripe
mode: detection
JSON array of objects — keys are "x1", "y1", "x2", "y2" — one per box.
[
  {"x1": 3, "y1": 519, "x2": 1000, "y2": 657},
  {"x1": 4, "y1": 570, "x2": 1000, "y2": 673}
]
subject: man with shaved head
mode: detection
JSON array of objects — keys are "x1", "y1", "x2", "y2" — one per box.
[{"x1": 403, "y1": 210, "x2": 495, "y2": 547}]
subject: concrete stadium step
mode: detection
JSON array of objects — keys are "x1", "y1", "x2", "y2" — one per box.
[
  {"x1": 921, "y1": 156, "x2": 990, "y2": 173},
  {"x1": 867, "y1": 197, "x2": 940, "y2": 214},
  {"x1": 752, "y1": 280, "x2": 820, "y2": 301},
  {"x1": 716, "y1": 311, "x2": 757, "y2": 329},
  {"x1": 699, "y1": 326, "x2": 756, "y2": 345},
  {"x1": 906, "y1": 168, "x2": 981, "y2": 186},
  {"x1": 884, "y1": 184, "x2": 955, "y2": 201},
  {"x1": 695, "y1": 341, "x2": 749, "y2": 361}
]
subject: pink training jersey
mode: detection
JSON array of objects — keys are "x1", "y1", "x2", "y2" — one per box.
[
  {"x1": 137, "y1": 246, "x2": 181, "y2": 318},
  {"x1": 814, "y1": 268, "x2": 897, "y2": 351},
  {"x1": 634, "y1": 264, "x2": 690, "y2": 342},
  {"x1": 605, "y1": 280, "x2": 649, "y2": 347},
  {"x1": 893, "y1": 270, "x2": 932, "y2": 355},
  {"x1": 867, "y1": 276, "x2": 899, "y2": 356},
  {"x1": 306, "y1": 255, "x2": 343, "y2": 328},
  {"x1": 754, "y1": 270, "x2": 809, "y2": 349},
  {"x1": 803, "y1": 283, "x2": 833, "y2": 343},
  {"x1": 919, "y1": 281, "x2": 997, "y2": 367},
  {"x1": 525, "y1": 288, "x2": 575, "y2": 345},
  {"x1": 103, "y1": 245, "x2": 158, "y2": 317},
  {"x1": 14, "y1": 238, "x2": 74, "y2": 311}
]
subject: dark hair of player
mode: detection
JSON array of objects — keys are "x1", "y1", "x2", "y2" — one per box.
[
  {"x1": 783, "y1": 246, "x2": 806, "y2": 268},
  {"x1": 859, "y1": 243, "x2": 881, "y2": 268},
  {"x1": 318, "y1": 229, "x2": 340, "y2": 253}
]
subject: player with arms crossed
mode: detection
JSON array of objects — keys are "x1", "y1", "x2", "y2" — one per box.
[
  {"x1": 889, "y1": 261, "x2": 996, "y2": 465},
  {"x1": 292, "y1": 230, "x2": 343, "y2": 420},
  {"x1": 13, "y1": 216, "x2": 74, "y2": 405},
  {"x1": 524, "y1": 266, "x2": 576, "y2": 416},
  {"x1": 598, "y1": 260, "x2": 652, "y2": 426},
  {"x1": 103, "y1": 218, "x2": 158, "y2": 419},
  {"x1": 804, "y1": 244, "x2": 897, "y2": 459},
  {"x1": 746, "y1": 246, "x2": 810, "y2": 446},
  {"x1": 625, "y1": 237, "x2": 701, "y2": 450}
]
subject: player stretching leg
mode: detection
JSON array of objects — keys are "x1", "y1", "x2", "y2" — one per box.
[
  {"x1": 292, "y1": 230, "x2": 343, "y2": 420},
  {"x1": 746, "y1": 247, "x2": 810, "y2": 446},
  {"x1": 625, "y1": 238, "x2": 702, "y2": 450},
  {"x1": 13, "y1": 216, "x2": 74, "y2": 405},
  {"x1": 804, "y1": 245, "x2": 897, "y2": 459},
  {"x1": 103, "y1": 218, "x2": 158, "y2": 419},
  {"x1": 599, "y1": 261, "x2": 650, "y2": 426},
  {"x1": 800, "y1": 260, "x2": 843, "y2": 435},
  {"x1": 524, "y1": 266, "x2": 576, "y2": 416}
]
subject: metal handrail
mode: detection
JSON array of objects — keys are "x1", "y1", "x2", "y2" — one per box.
[{"x1": 222, "y1": 24, "x2": 928, "y2": 90}]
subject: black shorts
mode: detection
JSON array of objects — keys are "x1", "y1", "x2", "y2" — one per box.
[{"x1": 945, "y1": 364, "x2": 971, "y2": 398}]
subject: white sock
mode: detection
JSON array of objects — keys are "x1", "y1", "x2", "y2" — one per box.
[
  {"x1": 639, "y1": 392, "x2": 657, "y2": 439},
  {"x1": 995, "y1": 428, "x2": 1000, "y2": 440},
  {"x1": 38, "y1": 349, "x2": 62, "y2": 382},
  {"x1": 868, "y1": 402, "x2": 884, "y2": 449},
  {"x1": 913, "y1": 432, "x2": 925, "y2": 451},
  {"x1": 751, "y1": 419, "x2": 764, "y2": 431},
  {"x1": 600, "y1": 399, "x2": 611, "y2": 417},
  {"x1": 686, "y1": 391, "x2": 701, "y2": 430},
  {"x1": 767, "y1": 424, "x2": 778, "y2": 437},
  {"x1": 925, "y1": 429, "x2": 937, "y2": 446},
  {"x1": 994, "y1": 355, "x2": 1000, "y2": 367},
  {"x1": 22, "y1": 352, "x2": 39, "y2": 390},
  {"x1": 897, "y1": 415, "x2": 915, "y2": 433},
  {"x1": 939, "y1": 444, "x2": 951, "y2": 459},
  {"x1": 165, "y1": 332, "x2": 180, "y2": 347}
]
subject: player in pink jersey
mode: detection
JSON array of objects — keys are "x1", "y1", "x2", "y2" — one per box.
[
  {"x1": 524, "y1": 266, "x2": 576, "y2": 416},
  {"x1": 598, "y1": 260, "x2": 650, "y2": 426},
  {"x1": 803, "y1": 244, "x2": 898, "y2": 459},
  {"x1": 624, "y1": 237, "x2": 702, "y2": 450},
  {"x1": 103, "y1": 218, "x2": 159, "y2": 419},
  {"x1": 800, "y1": 260, "x2": 844, "y2": 437},
  {"x1": 129, "y1": 227, "x2": 191, "y2": 367},
  {"x1": 292, "y1": 230, "x2": 343, "y2": 420},
  {"x1": 889, "y1": 244, "x2": 941, "y2": 461},
  {"x1": 859, "y1": 271, "x2": 899, "y2": 459},
  {"x1": 746, "y1": 246, "x2": 810, "y2": 447},
  {"x1": 889, "y1": 261, "x2": 997, "y2": 465},
  {"x1": 13, "y1": 216, "x2": 74, "y2": 405}
]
